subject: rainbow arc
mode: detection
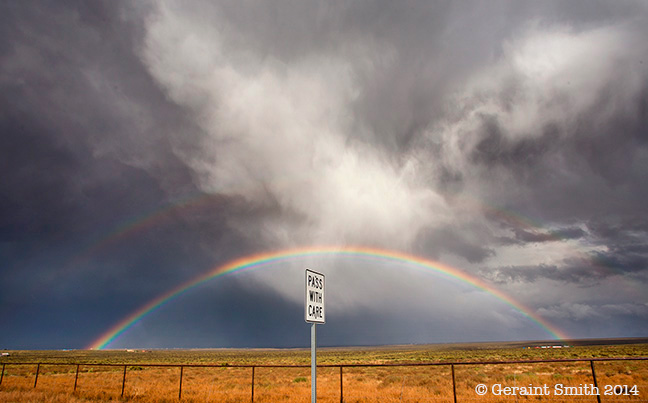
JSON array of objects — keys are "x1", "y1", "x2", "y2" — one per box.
[{"x1": 88, "y1": 246, "x2": 568, "y2": 350}]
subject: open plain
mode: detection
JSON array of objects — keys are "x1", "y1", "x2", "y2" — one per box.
[{"x1": 1, "y1": 340, "x2": 647, "y2": 402}]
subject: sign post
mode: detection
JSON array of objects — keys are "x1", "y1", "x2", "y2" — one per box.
[
  {"x1": 311, "y1": 322, "x2": 316, "y2": 403},
  {"x1": 305, "y1": 269, "x2": 325, "y2": 403}
]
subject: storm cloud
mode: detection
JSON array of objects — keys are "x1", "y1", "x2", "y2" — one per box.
[{"x1": 1, "y1": 0, "x2": 647, "y2": 349}]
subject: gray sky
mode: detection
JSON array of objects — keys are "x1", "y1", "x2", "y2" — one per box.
[{"x1": 1, "y1": 0, "x2": 647, "y2": 349}]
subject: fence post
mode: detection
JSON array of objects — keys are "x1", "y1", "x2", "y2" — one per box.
[
  {"x1": 340, "y1": 366, "x2": 343, "y2": 403},
  {"x1": 178, "y1": 365, "x2": 184, "y2": 400},
  {"x1": 590, "y1": 361, "x2": 602, "y2": 403},
  {"x1": 73, "y1": 364, "x2": 80, "y2": 392},
  {"x1": 0, "y1": 363, "x2": 4, "y2": 386},
  {"x1": 451, "y1": 364, "x2": 457, "y2": 403},
  {"x1": 121, "y1": 365, "x2": 127, "y2": 397},
  {"x1": 251, "y1": 366, "x2": 255, "y2": 402},
  {"x1": 34, "y1": 363, "x2": 40, "y2": 388}
]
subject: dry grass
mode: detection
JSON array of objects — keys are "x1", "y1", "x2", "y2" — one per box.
[{"x1": 1, "y1": 343, "x2": 647, "y2": 402}]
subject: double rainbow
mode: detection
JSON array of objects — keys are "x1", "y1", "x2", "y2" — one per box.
[{"x1": 87, "y1": 246, "x2": 568, "y2": 349}]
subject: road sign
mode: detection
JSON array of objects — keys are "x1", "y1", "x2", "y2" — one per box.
[
  {"x1": 305, "y1": 269, "x2": 325, "y2": 323},
  {"x1": 305, "y1": 268, "x2": 325, "y2": 403}
]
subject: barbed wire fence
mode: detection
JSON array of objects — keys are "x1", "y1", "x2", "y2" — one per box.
[{"x1": 1, "y1": 356, "x2": 646, "y2": 402}]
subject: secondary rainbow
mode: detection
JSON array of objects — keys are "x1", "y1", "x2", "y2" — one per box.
[
  {"x1": 88, "y1": 246, "x2": 568, "y2": 349},
  {"x1": 67, "y1": 191, "x2": 627, "y2": 285}
]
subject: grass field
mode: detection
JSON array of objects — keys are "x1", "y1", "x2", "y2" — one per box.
[{"x1": 1, "y1": 340, "x2": 647, "y2": 402}]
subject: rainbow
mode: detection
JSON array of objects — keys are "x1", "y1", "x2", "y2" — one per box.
[
  {"x1": 87, "y1": 246, "x2": 569, "y2": 350},
  {"x1": 67, "y1": 193, "x2": 223, "y2": 270}
]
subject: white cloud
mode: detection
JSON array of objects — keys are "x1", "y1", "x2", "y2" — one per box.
[
  {"x1": 140, "y1": 1, "x2": 448, "y2": 249},
  {"x1": 422, "y1": 21, "x2": 648, "y2": 183}
]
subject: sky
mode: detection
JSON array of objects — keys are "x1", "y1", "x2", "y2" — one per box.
[{"x1": 1, "y1": 0, "x2": 647, "y2": 349}]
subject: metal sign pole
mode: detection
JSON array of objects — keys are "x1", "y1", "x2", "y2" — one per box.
[
  {"x1": 305, "y1": 268, "x2": 324, "y2": 403},
  {"x1": 311, "y1": 322, "x2": 317, "y2": 403}
]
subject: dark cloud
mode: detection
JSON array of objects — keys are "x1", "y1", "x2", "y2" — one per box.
[
  {"x1": 494, "y1": 226, "x2": 587, "y2": 246},
  {"x1": 479, "y1": 264, "x2": 595, "y2": 285},
  {"x1": 481, "y1": 252, "x2": 648, "y2": 286},
  {"x1": 415, "y1": 227, "x2": 495, "y2": 264},
  {"x1": 0, "y1": 1, "x2": 257, "y2": 348},
  {"x1": 471, "y1": 116, "x2": 560, "y2": 170}
]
